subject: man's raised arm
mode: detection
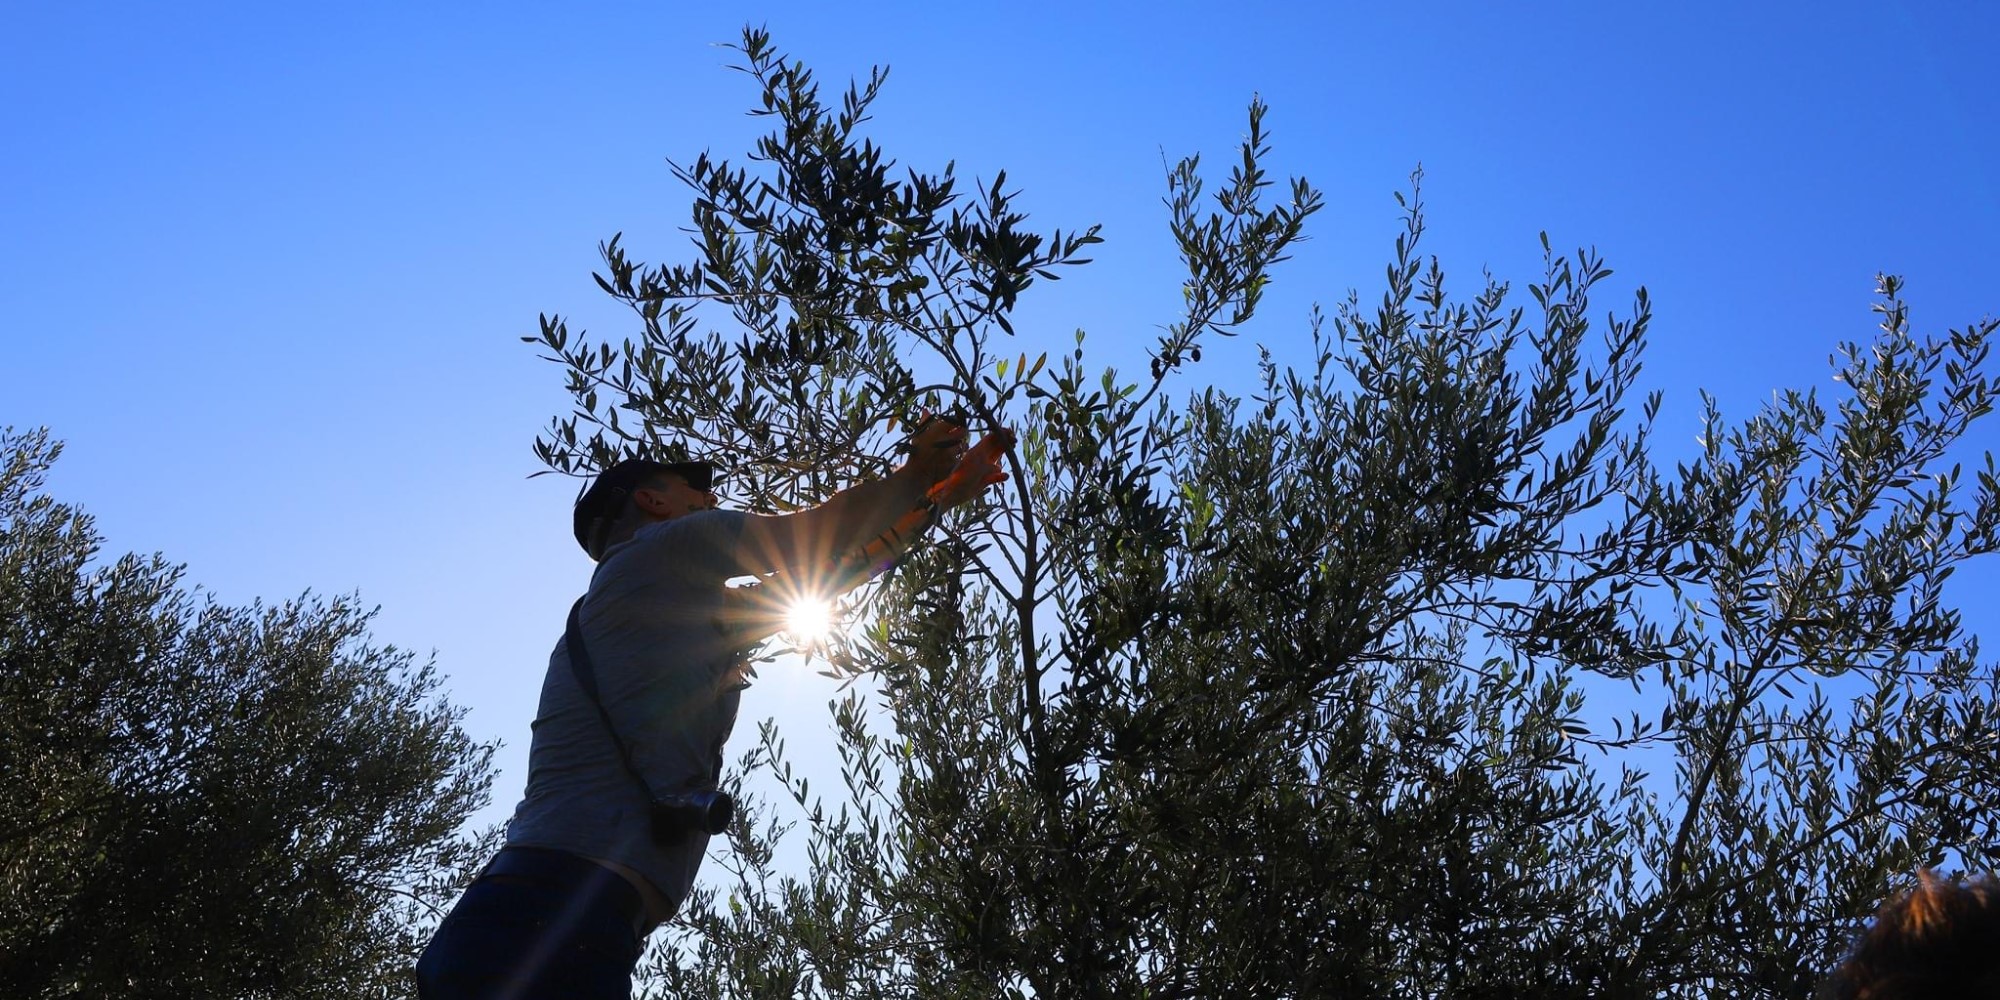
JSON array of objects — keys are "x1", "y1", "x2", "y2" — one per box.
[{"x1": 730, "y1": 416, "x2": 971, "y2": 577}]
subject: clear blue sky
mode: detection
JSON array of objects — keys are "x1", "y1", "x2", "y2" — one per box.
[{"x1": 4, "y1": 1, "x2": 1996, "y2": 838}]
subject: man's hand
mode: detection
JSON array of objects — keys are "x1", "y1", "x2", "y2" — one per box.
[
  {"x1": 930, "y1": 428, "x2": 1014, "y2": 509},
  {"x1": 905, "y1": 412, "x2": 970, "y2": 486}
]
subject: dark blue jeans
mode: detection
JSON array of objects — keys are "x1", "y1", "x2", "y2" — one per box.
[{"x1": 416, "y1": 847, "x2": 648, "y2": 1000}]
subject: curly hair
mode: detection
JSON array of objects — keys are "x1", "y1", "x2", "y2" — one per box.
[{"x1": 1819, "y1": 870, "x2": 2000, "y2": 999}]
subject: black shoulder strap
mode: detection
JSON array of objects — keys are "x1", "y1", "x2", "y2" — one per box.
[{"x1": 564, "y1": 597, "x2": 661, "y2": 802}]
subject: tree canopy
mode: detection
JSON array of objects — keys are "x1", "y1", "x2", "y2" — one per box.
[
  {"x1": 531, "y1": 29, "x2": 2000, "y2": 998},
  {"x1": 0, "y1": 428, "x2": 496, "y2": 999}
]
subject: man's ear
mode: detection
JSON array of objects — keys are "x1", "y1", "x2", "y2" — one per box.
[{"x1": 630, "y1": 485, "x2": 671, "y2": 517}]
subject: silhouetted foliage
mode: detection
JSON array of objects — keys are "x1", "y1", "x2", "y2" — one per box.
[
  {"x1": 0, "y1": 428, "x2": 497, "y2": 999},
  {"x1": 533, "y1": 28, "x2": 2000, "y2": 998}
]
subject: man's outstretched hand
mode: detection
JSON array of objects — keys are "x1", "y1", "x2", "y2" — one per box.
[
  {"x1": 930, "y1": 428, "x2": 1014, "y2": 509},
  {"x1": 906, "y1": 412, "x2": 971, "y2": 486}
]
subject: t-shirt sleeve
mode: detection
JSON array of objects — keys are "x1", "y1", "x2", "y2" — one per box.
[{"x1": 627, "y1": 509, "x2": 751, "y2": 580}]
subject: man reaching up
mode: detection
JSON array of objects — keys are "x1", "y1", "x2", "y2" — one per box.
[{"x1": 418, "y1": 416, "x2": 1011, "y2": 999}]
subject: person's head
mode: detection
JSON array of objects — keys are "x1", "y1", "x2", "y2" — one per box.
[
  {"x1": 572, "y1": 458, "x2": 718, "y2": 561},
  {"x1": 1820, "y1": 870, "x2": 2000, "y2": 999}
]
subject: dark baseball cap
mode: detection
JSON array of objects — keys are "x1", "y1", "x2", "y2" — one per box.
[{"x1": 571, "y1": 458, "x2": 717, "y2": 553}]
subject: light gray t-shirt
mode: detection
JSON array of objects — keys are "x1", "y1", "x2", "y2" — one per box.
[{"x1": 505, "y1": 510, "x2": 752, "y2": 909}]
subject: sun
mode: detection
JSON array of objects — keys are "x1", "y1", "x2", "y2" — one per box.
[{"x1": 784, "y1": 597, "x2": 835, "y2": 646}]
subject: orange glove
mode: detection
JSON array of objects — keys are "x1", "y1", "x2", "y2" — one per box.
[{"x1": 929, "y1": 428, "x2": 1014, "y2": 509}]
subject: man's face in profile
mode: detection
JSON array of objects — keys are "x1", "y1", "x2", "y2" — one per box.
[{"x1": 637, "y1": 473, "x2": 718, "y2": 521}]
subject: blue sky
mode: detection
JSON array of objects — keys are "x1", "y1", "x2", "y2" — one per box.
[{"x1": 4, "y1": 1, "x2": 1996, "y2": 838}]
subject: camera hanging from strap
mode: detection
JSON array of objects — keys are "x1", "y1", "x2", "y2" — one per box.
[{"x1": 564, "y1": 597, "x2": 735, "y2": 837}]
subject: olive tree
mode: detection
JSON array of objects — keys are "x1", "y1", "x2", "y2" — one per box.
[
  {"x1": 0, "y1": 428, "x2": 497, "y2": 999},
  {"x1": 530, "y1": 29, "x2": 2000, "y2": 998}
]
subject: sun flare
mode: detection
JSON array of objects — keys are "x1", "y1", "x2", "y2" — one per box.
[{"x1": 784, "y1": 598, "x2": 835, "y2": 646}]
